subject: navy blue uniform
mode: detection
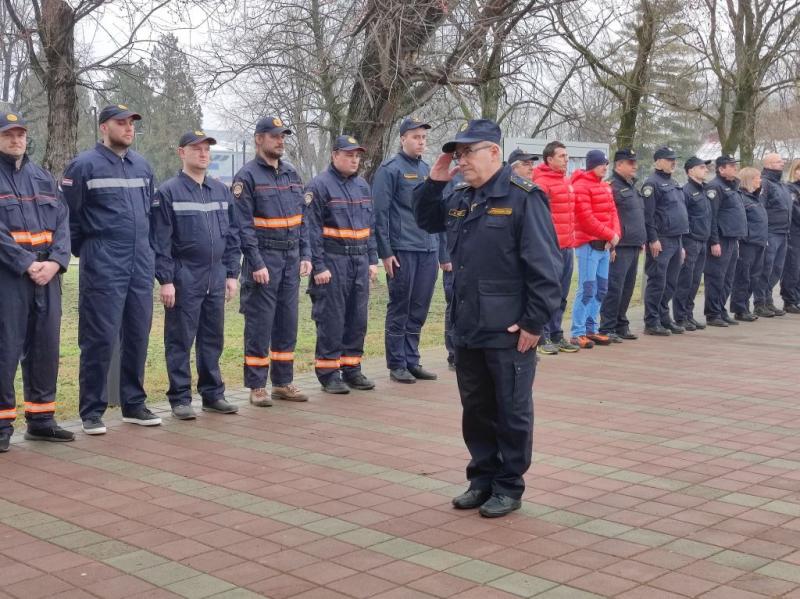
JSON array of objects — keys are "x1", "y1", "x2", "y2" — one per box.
[
  {"x1": 373, "y1": 152, "x2": 439, "y2": 370},
  {"x1": 780, "y1": 182, "x2": 800, "y2": 306},
  {"x1": 754, "y1": 169, "x2": 792, "y2": 307},
  {"x1": 704, "y1": 175, "x2": 747, "y2": 320},
  {"x1": 673, "y1": 178, "x2": 712, "y2": 323},
  {"x1": 0, "y1": 154, "x2": 69, "y2": 434},
  {"x1": 413, "y1": 166, "x2": 562, "y2": 499},
  {"x1": 731, "y1": 190, "x2": 768, "y2": 314},
  {"x1": 61, "y1": 143, "x2": 155, "y2": 422},
  {"x1": 641, "y1": 170, "x2": 689, "y2": 328},
  {"x1": 600, "y1": 171, "x2": 646, "y2": 335},
  {"x1": 306, "y1": 164, "x2": 378, "y2": 384},
  {"x1": 233, "y1": 158, "x2": 309, "y2": 389},
  {"x1": 150, "y1": 172, "x2": 241, "y2": 407}
]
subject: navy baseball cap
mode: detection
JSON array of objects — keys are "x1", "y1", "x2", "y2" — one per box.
[
  {"x1": 684, "y1": 156, "x2": 712, "y2": 171},
  {"x1": 614, "y1": 148, "x2": 637, "y2": 162},
  {"x1": 98, "y1": 104, "x2": 142, "y2": 124},
  {"x1": 179, "y1": 130, "x2": 217, "y2": 147},
  {"x1": 653, "y1": 146, "x2": 677, "y2": 160},
  {"x1": 507, "y1": 148, "x2": 539, "y2": 164},
  {"x1": 442, "y1": 119, "x2": 502, "y2": 153},
  {"x1": 399, "y1": 116, "x2": 431, "y2": 135},
  {"x1": 255, "y1": 116, "x2": 292, "y2": 135},
  {"x1": 0, "y1": 111, "x2": 27, "y2": 132},
  {"x1": 333, "y1": 135, "x2": 366, "y2": 152},
  {"x1": 716, "y1": 154, "x2": 739, "y2": 167},
  {"x1": 586, "y1": 149, "x2": 609, "y2": 170}
]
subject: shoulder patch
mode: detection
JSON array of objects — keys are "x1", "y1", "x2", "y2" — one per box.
[
  {"x1": 304, "y1": 191, "x2": 313, "y2": 205},
  {"x1": 707, "y1": 189, "x2": 717, "y2": 199},
  {"x1": 487, "y1": 207, "x2": 513, "y2": 216},
  {"x1": 232, "y1": 181, "x2": 243, "y2": 199},
  {"x1": 510, "y1": 174, "x2": 535, "y2": 192},
  {"x1": 61, "y1": 177, "x2": 73, "y2": 187},
  {"x1": 642, "y1": 184, "x2": 654, "y2": 198},
  {"x1": 151, "y1": 195, "x2": 160, "y2": 207}
]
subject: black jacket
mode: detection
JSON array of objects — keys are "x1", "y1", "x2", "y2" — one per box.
[
  {"x1": 741, "y1": 189, "x2": 768, "y2": 247},
  {"x1": 790, "y1": 181, "x2": 800, "y2": 235},
  {"x1": 683, "y1": 178, "x2": 712, "y2": 242},
  {"x1": 413, "y1": 165, "x2": 562, "y2": 347},
  {"x1": 641, "y1": 170, "x2": 689, "y2": 241},
  {"x1": 609, "y1": 171, "x2": 646, "y2": 247},
  {"x1": 707, "y1": 174, "x2": 747, "y2": 243},
  {"x1": 761, "y1": 168, "x2": 792, "y2": 235}
]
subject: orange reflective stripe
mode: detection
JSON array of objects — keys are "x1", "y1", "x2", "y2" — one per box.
[
  {"x1": 0, "y1": 408, "x2": 18, "y2": 419},
  {"x1": 315, "y1": 358, "x2": 341, "y2": 369},
  {"x1": 244, "y1": 355, "x2": 270, "y2": 367},
  {"x1": 10, "y1": 231, "x2": 53, "y2": 246},
  {"x1": 322, "y1": 227, "x2": 370, "y2": 240},
  {"x1": 340, "y1": 356, "x2": 362, "y2": 366},
  {"x1": 270, "y1": 351, "x2": 295, "y2": 362},
  {"x1": 253, "y1": 214, "x2": 303, "y2": 229},
  {"x1": 24, "y1": 402, "x2": 55, "y2": 414}
]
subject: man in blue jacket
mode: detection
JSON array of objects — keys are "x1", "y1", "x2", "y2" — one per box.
[
  {"x1": 704, "y1": 155, "x2": 747, "y2": 327},
  {"x1": 413, "y1": 119, "x2": 562, "y2": 518},
  {"x1": 373, "y1": 117, "x2": 439, "y2": 384},
  {"x1": 0, "y1": 112, "x2": 74, "y2": 451},
  {"x1": 150, "y1": 131, "x2": 241, "y2": 420},
  {"x1": 754, "y1": 153, "x2": 792, "y2": 317},
  {"x1": 673, "y1": 156, "x2": 712, "y2": 331},
  {"x1": 61, "y1": 104, "x2": 159, "y2": 434}
]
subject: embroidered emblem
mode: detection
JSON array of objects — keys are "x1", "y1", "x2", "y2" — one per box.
[{"x1": 232, "y1": 181, "x2": 244, "y2": 198}]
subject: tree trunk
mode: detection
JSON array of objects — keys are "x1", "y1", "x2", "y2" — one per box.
[{"x1": 40, "y1": 0, "x2": 78, "y2": 178}]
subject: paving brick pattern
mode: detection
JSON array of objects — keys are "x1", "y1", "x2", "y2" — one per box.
[{"x1": 2, "y1": 310, "x2": 800, "y2": 597}]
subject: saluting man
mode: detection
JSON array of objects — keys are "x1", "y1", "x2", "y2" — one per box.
[
  {"x1": 305, "y1": 135, "x2": 378, "y2": 394},
  {"x1": 372, "y1": 116, "x2": 439, "y2": 384},
  {"x1": 0, "y1": 111, "x2": 74, "y2": 451},
  {"x1": 414, "y1": 120, "x2": 562, "y2": 518},
  {"x1": 61, "y1": 104, "x2": 160, "y2": 435},
  {"x1": 233, "y1": 117, "x2": 311, "y2": 407},
  {"x1": 150, "y1": 131, "x2": 241, "y2": 420}
]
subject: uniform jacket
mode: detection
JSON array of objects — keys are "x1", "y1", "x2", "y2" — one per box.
[
  {"x1": 150, "y1": 171, "x2": 241, "y2": 286},
  {"x1": 372, "y1": 151, "x2": 438, "y2": 257},
  {"x1": 761, "y1": 168, "x2": 792, "y2": 234},
  {"x1": 232, "y1": 157, "x2": 310, "y2": 277},
  {"x1": 305, "y1": 164, "x2": 378, "y2": 275},
  {"x1": 60, "y1": 143, "x2": 154, "y2": 258},
  {"x1": 413, "y1": 165, "x2": 562, "y2": 347},
  {"x1": 707, "y1": 174, "x2": 747, "y2": 243},
  {"x1": 641, "y1": 170, "x2": 689, "y2": 242},
  {"x1": 789, "y1": 181, "x2": 800, "y2": 235},
  {"x1": 0, "y1": 153, "x2": 70, "y2": 276},
  {"x1": 741, "y1": 189, "x2": 769, "y2": 247},
  {"x1": 531, "y1": 163, "x2": 576, "y2": 249},
  {"x1": 571, "y1": 169, "x2": 620, "y2": 245},
  {"x1": 609, "y1": 171, "x2": 646, "y2": 247},
  {"x1": 683, "y1": 178, "x2": 713, "y2": 242}
]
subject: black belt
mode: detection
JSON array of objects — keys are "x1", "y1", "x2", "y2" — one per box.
[
  {"x1": 259, "y1": 238, "x2": 296, "y2": 250},
  {"x1": 324, "y1": 242, "x2": 368, "y2": 255}
]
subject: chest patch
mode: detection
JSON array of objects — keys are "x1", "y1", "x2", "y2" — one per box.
[
  {"x1": 487, "y1": 207, "x2": 512, "y2": 216},
  {"x1": 403, "y1": 173, "x2": 418, "y2": 180},
  {"x1": 448, "y1": 208, "x2": 466, "y2": 217}
]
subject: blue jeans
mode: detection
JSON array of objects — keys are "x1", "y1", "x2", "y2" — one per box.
[{"x1": 571, "y1": 243, "x2": 610, "y2": 338}]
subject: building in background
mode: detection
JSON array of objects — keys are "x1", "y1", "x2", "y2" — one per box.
[{"x1": 502, "y1": 138, "x2": 610, "y2": 173}]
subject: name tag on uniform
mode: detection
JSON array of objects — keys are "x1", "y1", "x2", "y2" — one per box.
[
  {"x1": 448, "y1": 208, "x2": 466, "y2": 217},
  {"x1": 487, "y1": 207, "x2": 512, "y2": 216},
  {"x1": 403, "y1": 173, "x2": 418, "y2": 180}
]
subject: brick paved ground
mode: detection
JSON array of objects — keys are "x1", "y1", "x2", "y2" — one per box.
[{"x1": 2, "y1": 306, "x2": 800, "y2": 598}]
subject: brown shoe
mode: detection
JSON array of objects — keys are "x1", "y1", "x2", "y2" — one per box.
[
  {"x1": 586, "y1": 333, "x2": 611, "y2": 346},
  {"x1": 249, "y1": 388, "x2": 273, "y2": 407},
  {"x1": 271, "y1": 384, "x2": 308, "y2": 402}
]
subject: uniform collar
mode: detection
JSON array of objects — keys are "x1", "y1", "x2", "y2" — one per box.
[
  {"x1": 612, "y1": 171, "x2": 636, "y2": 186},
  {"x1": 0, "y1": 151, "x2": 26, "y2": 173},
  {"x1": 327, "y1": 163, "x2": 357, "y2": 181},
  {"x1": 177, "y1": 169, "x2": 211, "y2": 190},
  {"x1": 398, "y1": 151, "x2": 421, "y2": 164},
  {"x1": 255, "y1": 154, "x2": 287, "y2": 174},
  {"x1": 472, "y1": 165, "x2": 508, "y2": 202},
  {"x1": 653, "y1": 169, "x2": 672, "y2": 180},
  {"x1": 685, "y1": 177, "x2": 704, "y2": 191},
  {"x1": 762, "y1": 168, "x2": 783, "y2": 183},
  {"x1": 715, "y1": 174, "x2": 739, "y2": 189},
  {"x1": 95, "y1": 142, "x2": 132, "y2": 164}
]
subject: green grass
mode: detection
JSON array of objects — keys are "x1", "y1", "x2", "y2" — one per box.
[
  {"x1": 15, "y1": 267, "x2": 448, "y2": 421},
  {"x1": 15, "y1": 254, "x2": 647, "y2": 422}
]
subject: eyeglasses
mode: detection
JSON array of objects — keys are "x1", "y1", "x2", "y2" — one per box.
[{"x1": 452, "y1": 144, "x2": 494, "y2": 161}]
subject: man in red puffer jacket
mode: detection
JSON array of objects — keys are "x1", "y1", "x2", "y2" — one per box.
[
  {"x1": 531, "y1": 141, "x2": 580, "y2": 354},
  {"x1": 568, "y1": 150, "x2": 621, "y2": 349}
]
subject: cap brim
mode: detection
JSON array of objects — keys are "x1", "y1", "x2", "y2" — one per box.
[
  {"x1": 182, "y1": 136, "x2": 217, "y2": 147},
  {"x1": 442, "y1": 136, "x2": 485, "y2": 153},
  {"x1": 336, "y1": 145, "x2": 366, "y2": 152},
  {"x1": 101, "y1": 110, "x2": 142, "y2": 123},
  {"x1": 257, "y1": 127, "x2": 293, "y2": 135},
  {"x1": 402, "y1": 123, "x2": 431, "y2": 133},
  {"x1": 0, "y1": 123, "x2": 27, "y2": 132},
  {"x1": 514, "y1": 154, "x2": 539, "y2": 162}
]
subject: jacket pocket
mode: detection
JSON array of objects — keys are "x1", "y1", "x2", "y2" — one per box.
[
  {"x1": 478, "y1": 279, "x2": 523, "y2": 332},
  {"x1": 2, "y1": 198, "x2": 25, "y2": 229},
  {"x1": 36, "y1": 197, "x2": 60, "y2": 230}
]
